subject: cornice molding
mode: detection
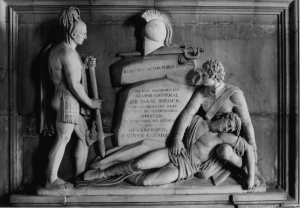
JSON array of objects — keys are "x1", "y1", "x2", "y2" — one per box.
[{"x1": 5, "y1": 0, "x2": 293, "y2": 15}]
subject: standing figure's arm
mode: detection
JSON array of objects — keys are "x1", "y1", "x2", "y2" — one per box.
[
  {"x1": 170, "y1": 90, "x2": 203, "y2": 155},
  {"x1": 83, "y1": 56, "x2": 96, "y2": 70},
  {"x1": 61, "y1": 49, "x2": 101, "y2": 109},
  {"x1": 244, "y1": 142, "x2": 255, "y2": 189},
  {"x1": 231, "y1": 92, "x2": 257, "y2": 161}
]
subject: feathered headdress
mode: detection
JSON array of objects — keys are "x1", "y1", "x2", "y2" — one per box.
[{"x1": 58, "y1": 6, "x2": 81, "y2": 44}]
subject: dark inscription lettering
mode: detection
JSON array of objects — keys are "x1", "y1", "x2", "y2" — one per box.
[
  {"x1": 140, "y1": 99, "x2": 156, "y2": 104},
  {"x1": 141, "y1": 114, "x2": 163, "y2": 118},
  {"x1": 127, "y1": 133, "x2": 145, "y2": 138},
  {"x1": 146, "y1": 133, "x2": 168, "y2": 137},
  {"x1": 154, "y1": 93, "x2": 179, "y2": 98},
  {"x1": 129, "y1": 100, "x2": 138, "y2": 104},
  {"x1": 137, "y1": 94, "x2": 153, "y2": 98},
  {"x1": 125, "y1": 87, "x2": 183, "y2": 139},
  {"x1": 159, "y1": 99, "x2": 180, "y2": 103},
  {"x1": 123, "y1": 62, "x2": 194, "y2": 74}
]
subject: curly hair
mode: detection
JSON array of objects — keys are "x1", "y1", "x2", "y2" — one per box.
[
  {"x1": 223, "y1": 112, "x2": 242, "y2": 137},
  {"x1": 202, "y1": 59, "x2": 225, "y2": 82},
  {"x1": 58, "y1": 6, "x2": 81, "y2": 44}
]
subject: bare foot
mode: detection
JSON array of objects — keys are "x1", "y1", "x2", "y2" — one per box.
[
  {"x1": 83, "y1": 169, "x2": 107, "y2": 181},
  {"x1": 244, "y1": 174, "x2": 255, "y2": 190},
  {"x1": 254, "y1": 175, "x2": 260, "y2": 187},
  {"x1": 45, "y1": 178, "x2": 74, "y2": 189}
]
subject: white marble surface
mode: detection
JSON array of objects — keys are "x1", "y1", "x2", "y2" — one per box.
[{"x1": 114, "y1": 78, "x2": 196, "y2": 146}]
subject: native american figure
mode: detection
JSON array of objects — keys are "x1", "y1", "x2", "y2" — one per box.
[{"x1": 39, "y1": 6, "x2": 102, "y2": 189}]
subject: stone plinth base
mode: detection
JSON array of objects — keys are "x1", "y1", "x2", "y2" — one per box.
[
  {"x1": 9, "y1": 177, "x2": 288, "y2": 207},
  {"x1": 35, "y1": 176, "x2": 265, "y2": 196}
]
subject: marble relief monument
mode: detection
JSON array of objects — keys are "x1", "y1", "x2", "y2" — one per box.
[
  {"x1": 38, "y1": 8, "x2": 265, "y2": 196},
  {"x1": 86, "y1": 10, "x2": 204, "y2": 172},
  {"x1": 81, "y1": 10, "x2": 262, "y2": 191}
]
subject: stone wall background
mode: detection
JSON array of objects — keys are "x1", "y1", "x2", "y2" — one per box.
[
  {"x1": 0, "y1": 0, "x2": 10, "y2": 204},
  {"x1": 0, "y1": 0, "x2": 296, "y2": 204}
]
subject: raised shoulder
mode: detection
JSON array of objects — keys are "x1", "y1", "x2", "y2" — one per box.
[
  {"x1": 224, "y1": 83, "x2": 245, "y2": 105},
  {"x1": 58, "y1": 47, "x2": 82, "y2": 73},
  {"x1": 224, "y1": 83, "x2": 242, "y2": 93},
  {"x1": 218, "y1": 133, "x2": 239, "y2": 147},
  {"x1": 230, "y1": 89, "x2": 247, "y2": 107},
  {"x1": 59, "y1": 47, "x2": 78, "y2": 63},
  {"x1": 228, "y1": 84, "x2": 252, "y2": 124}
]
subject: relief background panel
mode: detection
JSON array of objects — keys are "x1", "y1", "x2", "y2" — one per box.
[{"x1": 17, "y1": 10, "x2": 279, "y2": 188}]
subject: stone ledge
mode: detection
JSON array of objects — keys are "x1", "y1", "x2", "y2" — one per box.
[
  {"x1": 34, "y1": 176, "x2": 266, "y2": 196},
  {"x1": 233, "y1": 188, "x2": 287, "y2": 206},
  {"x1": 10, "y1": 177, "x2": 286, "y2": 207},
  {"x1": 10, "y1": 188, "x2": 288, "y2": 207}
]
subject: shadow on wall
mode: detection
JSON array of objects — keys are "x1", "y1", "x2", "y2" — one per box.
[
  {"x1": 23, "y1": 21, "x2": 68, "y2": 191},
  {"x1": 110, "y1": 13, "x2": 146, "y2": 146},
  {"x1": 24, "y1": 136, "x2": 55, "y2": 193},
  {"x1": 123, "y1": 13, "x2": 147, "y2": 54},
  {"x1": 28, "y1": 21, "x2": 62, "y2": 188}
]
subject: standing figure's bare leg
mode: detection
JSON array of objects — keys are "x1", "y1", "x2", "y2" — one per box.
[
  {"x1": 74, "y1": 115, "x2": 89, "y2": 177},
  {"x1": 45, "y1": 108, "x2": 75, "y2": 189}
]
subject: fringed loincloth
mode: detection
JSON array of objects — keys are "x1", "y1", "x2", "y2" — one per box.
[
  {"x1": 47, "y1": 55, "x2": 90, "y2": 126},
  {"x1": 60, "y1": 91, "x2": 80, "y2": 124},
  {"x1": 196, "y1": 152, "x2": 227, "y2": 179}
]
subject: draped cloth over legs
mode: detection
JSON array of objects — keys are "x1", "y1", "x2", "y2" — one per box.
[
  {"x1": 76, "y1": 115, "x2": 249, "y2": 187},
  {"x1": 76, "y1": 116, "x2": 208, "y2": 187},
  {"x1": 168, "y1": 115, "x2": 203, "y2": 181},
  {"x1": 168, "y1": 115, "x2": 226, "y2": 182}
]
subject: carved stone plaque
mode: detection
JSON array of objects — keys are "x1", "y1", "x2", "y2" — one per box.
[
  {"x1": 110, "y1": 54, "x2": 196, "y2": 86},
  {"x1": 114, "y1": 79, "x2": 196, "y2": 146}
]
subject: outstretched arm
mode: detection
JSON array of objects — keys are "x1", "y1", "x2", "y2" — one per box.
[
  {"x1": 244, "y1": 143, "x2": 255, "y2": 189},
  {"x1": 231, "y1": 92, "x2": 257, "y2": 162},
  {"x1": 170, "y1": 89, "x2": 203, "y2": 154},
  {"x1": 61, "y1": 49, "x2": 101, "y2": 109}
]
